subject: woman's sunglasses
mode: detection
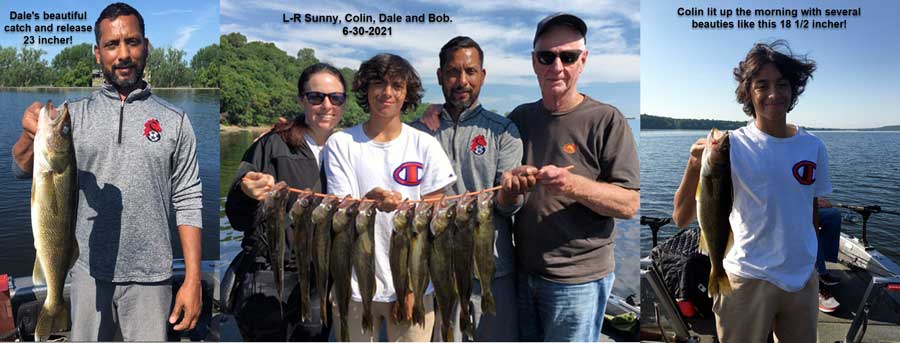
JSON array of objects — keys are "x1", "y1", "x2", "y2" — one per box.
[
  {"x1": 302, "y1": 91, "x2": 347, "y2": 106},
  {"x1": 535, "y1": 50, "x2": 583, "y2": 66}
]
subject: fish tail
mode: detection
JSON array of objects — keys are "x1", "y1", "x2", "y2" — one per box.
[
  {"x1": 340, "y1": 316, "x2": 349, "y2": 342},
  {"x1": 481, "y1": 290, "x2": 496, "y2": 316},
  {"x1": 707, "y1": 266, "x2": 732, "y2": 297},
  {"x1": 412, "y1": 300, "x2": 425, "y2": 326},
  {"x1": 362, "y1": 309, "x2": 373, "y2": 333},
  {"x1": 34, "y1": 298, "x2": 68, "y2": 341}
]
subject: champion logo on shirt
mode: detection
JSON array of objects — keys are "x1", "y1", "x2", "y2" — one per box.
[
  {"x1": 393, "y1": 161, "x2": 424, "y2": 186},
  {"x1": 792, "y1": 160, "x2": 816, "y2": 185},
  {"x1": 143, "y1": 118, "x2": 162, "y2": 142},
  {"x1": 470, "y1": 134, "x2": 487, "y2": 155},
  {"x1": 562, "y1": 143, "x2": 577, "y2": 154}
]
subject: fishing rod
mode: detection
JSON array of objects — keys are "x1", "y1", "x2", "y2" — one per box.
[{"x1": 834, "y1": 203, "x2": 900, "y2": 247}]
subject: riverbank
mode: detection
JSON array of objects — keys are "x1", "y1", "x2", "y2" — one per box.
[{"x1": 220, "y1": 124, "x2": 270, "y2": 133}]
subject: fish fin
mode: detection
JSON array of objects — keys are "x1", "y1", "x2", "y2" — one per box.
[
  {"x1": 725, "y1": 231, "x2": 734, "y2": 254},
  {"x1": 697, "y1": 230, "x2": 708, "y2": 255},
  {"x1": 717, "y1": 276, "x2": 733, "y2": 295},
  {"x1": 482, "y1": 291, "x2": 496, "y2": 316},
  {"x1": 69, "y1": 236, "x2": 79, "y2": 271},
  {"x1": 32, "y1": 257, "x2": 46, "y2": 286}
]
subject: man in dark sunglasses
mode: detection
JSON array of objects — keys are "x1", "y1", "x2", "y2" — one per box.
[{"x1": 508, "y1": 12, "x2": 640, "y2": 342}]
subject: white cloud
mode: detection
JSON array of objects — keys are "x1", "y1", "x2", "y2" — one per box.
[{"x1": 173, "y1": 26, "x2": 199, "y2": 50}]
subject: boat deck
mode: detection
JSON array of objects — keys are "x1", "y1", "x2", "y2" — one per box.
[{"x1": 641, "y1": 262, "x2": 900, "y2": 342}]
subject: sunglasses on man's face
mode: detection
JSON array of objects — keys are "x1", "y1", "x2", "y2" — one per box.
[
  {"x1": 303, "y1": 91, "x2": 347, "y2": 106},
  {"x1": 535, "y1": 50, "x2": 583, "y2": 66}
]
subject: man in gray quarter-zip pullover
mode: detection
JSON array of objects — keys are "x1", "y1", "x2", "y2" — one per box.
[
  {"x1": 412, "y1": 36, "x2": 536, "y2": 342},
  {"x1": 11, "y1": 3, "x2": 203, "y2": 341}
]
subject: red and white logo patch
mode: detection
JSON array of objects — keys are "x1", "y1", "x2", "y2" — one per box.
[
  {"x1": 470, "y1": 134, "x2": 487, "y2": 156},
  {"x1": 393, "y1": 161, "x2": 424, "y2": 186},
  {"x1": 143, "y1": 118, "x2": 162, "y2": 142},
  {"x1": 792, "y1": 160, "x2": 816, "y2": 185}
]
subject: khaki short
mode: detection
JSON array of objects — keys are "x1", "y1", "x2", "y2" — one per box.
[
  {"x1": 713, "y1": 272, "x2": 818, "y2": 343},
  {"x1": 332, "y1": 294, "x2": 435, "y2": 342}
]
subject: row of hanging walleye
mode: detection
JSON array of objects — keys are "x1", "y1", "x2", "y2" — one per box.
[{"x1": 256, "y1": 182, "x2": 497, "y2": 341}]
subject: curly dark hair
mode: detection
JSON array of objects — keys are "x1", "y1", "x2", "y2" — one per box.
[
  {"x1": 353, "y1": 53, "x2": 423, "y2": 114},
  {"x1": 733, "y1": 40, "x2": 816, "y2": 117}
]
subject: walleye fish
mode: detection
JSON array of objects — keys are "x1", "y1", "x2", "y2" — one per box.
[
  {"x1": 390, "y1": 201, "x2": 414, "y2": 323},
  {"x1": 453, "y1": 194, "x2": 477, "y2": 340},
  {"x1": 257, "y1": 181, "x2": 290, "y2": 307},
  {"x1": 409, "y1": 201, "x2": 434, "y2": 326},
  {"x1": 330, "y1": 196, "x2": 359, "y2": 342},
  {"x1": 430, "y1": 198, "x2": 458, "y2": 342},
  {"x1": 353, "y1": 200, "x2": 377, "y2": 333},
  {"x1": 474, "y1": 191, "x2": 496, "y2": 315},
  {"x1": 31, "y1": 101, "x2": 77, "y2": 341},
  {"x1": 312, "y1": 194, "x2": 339, "y2": 321},
  {"x1": 697, "y1": 128, "x2": 734, "y2": 297},
  {"x1": 290, "y1": 190, "x2": 319, "y2": 322}
]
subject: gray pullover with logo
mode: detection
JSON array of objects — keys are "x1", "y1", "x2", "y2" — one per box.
[
  {"x1": 15, "y1": 83, "x2": 203, "y2": 282},
  {"x1": 411, "y1": 104, "x2": 523, "y2": 278}
]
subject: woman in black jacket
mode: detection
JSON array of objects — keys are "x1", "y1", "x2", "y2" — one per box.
[{"x1": 224, "y1": 63, "x2": 347, "y2": 341}]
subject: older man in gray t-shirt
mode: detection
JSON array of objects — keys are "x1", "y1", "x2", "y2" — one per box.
[{"x1": 509, "y1": 13, "x2": 640, "y2": 342}]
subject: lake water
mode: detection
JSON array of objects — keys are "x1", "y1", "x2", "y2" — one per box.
[
  {"x1": 219, "y1": 118, "x2": 642, "y2": 303},
  {"x1": 640, "y1": 129, "x2": 900, "y2": 264},
  {"x1": 0, "y1": 89, "x2": 220, "y2": 278}
]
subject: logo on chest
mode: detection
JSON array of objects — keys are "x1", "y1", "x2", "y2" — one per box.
[
  {"x1": 792, "y1": 160, "x2": 817, "y2": 185},
  {"x1": 143, "y1": 118, "x2": 162, "y2": 142},
  {"x1": 393, "y1": 161, "x2": 424, "y2": 186},
  {"x1": 470, "y1": 134, "x2": 487, "y2": 156}
]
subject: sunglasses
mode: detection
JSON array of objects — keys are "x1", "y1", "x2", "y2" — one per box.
[
  {"x1": 302, "y1": 91, "x2": 347, "y2": 106},
  {"x1": 535, "y1": 50, "x2": 583, "y2": 66}
]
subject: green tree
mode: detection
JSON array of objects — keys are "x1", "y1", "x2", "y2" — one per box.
[
  {"x1": 52, "y1": 43, "x2": 94, "y2": 87},
  {"x1": 146, "y1": 46, "x2": 192, "y2": 87}
]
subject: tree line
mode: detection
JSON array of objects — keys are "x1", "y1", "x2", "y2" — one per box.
[
  {"x1": 1, "y1": 33, "x2": 430, "y2": 127},
  {"x1": 0, "y1": 43, "x2": 204, "y2": 88},
  {"x1": 202, "y1": 32, "x2": 427, "y2": 127}
]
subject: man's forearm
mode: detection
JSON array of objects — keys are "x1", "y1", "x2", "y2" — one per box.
[
  {"x1": 673, "y1": 161, "x2": 701, "y2": 227},
  {"x1": 564, "y1": 174, "x2": 639, "y2": 219},
  {"x1": 12, "y1": 132, "x2": 35, "y2": 173},
  {"x1": 177, "y1": 225, "x2": 202, "y2": 283}
]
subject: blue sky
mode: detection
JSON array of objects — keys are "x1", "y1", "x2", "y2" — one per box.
[
  {"x1": 0, "y1": 0, "x2": 218, "y2": 63},
  {"x1": 642, "y1": 0, "x2": 900, "y2": 129},
  {"x1": 221, "y1": 0, "x2": 640, "y2": 117}
]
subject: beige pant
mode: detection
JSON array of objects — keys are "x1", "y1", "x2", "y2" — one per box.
[
  {"x1": 332, "y1": 294, "x2": 435, "y2": 342},
  {"x1": 713, "y1": 272, "x2": 818, "y2": 343}
]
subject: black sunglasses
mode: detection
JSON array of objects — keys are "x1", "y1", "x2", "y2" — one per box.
[
  {"x1": 535, "y1": 50, "x2": 583, "y2": 66},
  {"x1": 302, "y1": 91, "x2": 347, "y2": 106}
]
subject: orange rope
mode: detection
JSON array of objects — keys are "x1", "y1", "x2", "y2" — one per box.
[{"x1": 244, "y1": 165, "x2": 574, "y2": 204}]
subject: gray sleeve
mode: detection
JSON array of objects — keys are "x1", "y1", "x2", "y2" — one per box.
[
  {"x1": 494, "y1": 121, "x2": 524, "y2": 217},
  {"x1": 11, "y1": 159, "x2": 31, "y2": 179},
  {"x1": 170, "y1": 113, "x2": 203, "y2": 228}
]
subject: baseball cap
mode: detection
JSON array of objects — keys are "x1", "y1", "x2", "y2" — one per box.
[{"x1": 533, "y1": 12, "x2": 587, "y2": 47}]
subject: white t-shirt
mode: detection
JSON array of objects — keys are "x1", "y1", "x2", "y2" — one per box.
[
  {"x1": 324, "y1": 123, "x2": 457, "y2": 302},
  {"x1": 724, "y1": 123, "x2": 832, "y2": 292},
  {"x1": 304, "y1": 133, "x2": 324, "y2": 167}
]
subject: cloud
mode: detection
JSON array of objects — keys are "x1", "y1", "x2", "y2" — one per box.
[{"x1": 173, "y1": 25, "x2": 199, "y2": 50}]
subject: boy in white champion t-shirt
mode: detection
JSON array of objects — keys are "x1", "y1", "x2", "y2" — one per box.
[
  {"x1": 673, "y1": 41, "x2": 830, "y2": 343},
  {"x1": 323, "y1": 53, "x2": 456, "y2": 341}
]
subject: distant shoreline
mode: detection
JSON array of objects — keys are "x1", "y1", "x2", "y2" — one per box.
[
  {"x1": 220, "y1": 125, "x2": 270, "y2": 133},
  {"x1": 641, "y1": 114, "x2": 899, "y2": 131}
]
